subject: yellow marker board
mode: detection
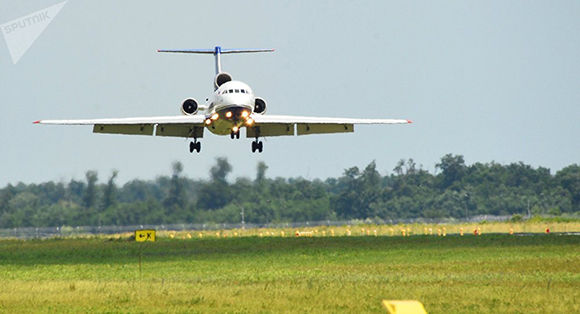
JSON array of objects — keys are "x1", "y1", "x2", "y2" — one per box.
[
  {"x1": 135, "y1": 229, "x2": 156, "y2": 242},
  {"x1": 382, "y1": 300, "x2": 427, "y2": 314}
]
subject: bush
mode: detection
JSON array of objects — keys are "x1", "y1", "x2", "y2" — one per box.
[{"x1": 510, "y1": 214, "x2": 523, "y2": 223}]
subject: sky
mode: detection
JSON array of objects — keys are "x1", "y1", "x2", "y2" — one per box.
[{"x1": 1, "y1": 0, "x2": 579, "y2": 186}]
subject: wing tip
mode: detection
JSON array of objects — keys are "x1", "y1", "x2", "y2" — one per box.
[
  {"x1": 406, "y1": 119, "x2": 413, "y2": 124},
  {"x1": 33, "y1": 120, "x2": 41, "y2": 124}
]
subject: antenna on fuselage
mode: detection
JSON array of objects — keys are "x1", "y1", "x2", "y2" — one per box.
[{"x1": 157, "y1": 46, "x2": 275, "y2": 76}]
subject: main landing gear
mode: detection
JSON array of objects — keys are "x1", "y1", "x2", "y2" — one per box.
[
  {"x1": 189, "y1": 139, "x2": 201, "y2": 153},
  {"x1": 251, "y1": 139, "x2": 263, "y2": 153}
]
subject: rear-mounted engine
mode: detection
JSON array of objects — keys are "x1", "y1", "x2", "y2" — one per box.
[{"x1": 214, "y1": 72, "x2": 232, "y2": 89}]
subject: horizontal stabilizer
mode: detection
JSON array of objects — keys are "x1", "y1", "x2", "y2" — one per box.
[
  {"x1": 158, "y1": 46, "x2": 274, "y2": 76},
  {"x1": 158, "y1": 47, "x2": 274, "y2": 54}
]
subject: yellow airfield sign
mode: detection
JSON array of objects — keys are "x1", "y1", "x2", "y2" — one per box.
[
  {"x1": 382, "y1": 300, "x2": 427, "y2": 314},
  {"x1": 135, "y1": 229, "x2": 156, "y2": 242}
]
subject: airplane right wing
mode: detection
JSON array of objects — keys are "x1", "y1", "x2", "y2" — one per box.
[{"x1": 34, "y1": 115, "x2": 206, "y2": 138}]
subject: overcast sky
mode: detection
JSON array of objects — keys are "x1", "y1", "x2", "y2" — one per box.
[{"x1": 1, "y1": 1, "x2": 579, "y2": 186}]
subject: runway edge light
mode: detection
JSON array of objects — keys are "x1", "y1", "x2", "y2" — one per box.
[{"x1": 382, "y1": 300, "x2": 427, "y2": 314}]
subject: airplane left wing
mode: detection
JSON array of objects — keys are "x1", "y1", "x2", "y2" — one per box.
[
  {"x1": 247, "y1": 114, "x2": 411, "y2": 137},
  {"x1": 34, "y1": 115, "x2": 206, "y2": 138}
]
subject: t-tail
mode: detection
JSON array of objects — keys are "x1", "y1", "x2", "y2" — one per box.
[{"x1": 158, "y1": 46, "x2": 274, "y2": 88}]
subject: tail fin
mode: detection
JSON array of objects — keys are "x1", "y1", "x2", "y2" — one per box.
[{"x1": 158, "y1": 46, "x2": 274, "y2": 75}]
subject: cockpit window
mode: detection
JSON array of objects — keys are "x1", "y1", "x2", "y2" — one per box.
[
  {"x1": 234, "y1": 89, "x2": 239, "y2": 93},
  {"x1": 241, "y1": 89, "x2": 246, "y2": 93},
  {"x1": 229, "y1": 89, "x2": 233, "y2": 93}
]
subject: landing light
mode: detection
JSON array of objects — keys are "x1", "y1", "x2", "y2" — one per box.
[
  {"x1": 205, "y1": 119, "x2": 212, "y2": 125},
  {"x1": 211, "y1": 113, "x2": 219, "y2": 120},
  {"x1": 246, "y1": 118, "x2": 254, "y2": 126},
  {"x1": 232, "y1": 126, "x2": 239, "y2": 133},
  {"x1": 241, "y1": 111, "x2": 249, "y2": 118},
  {"x1": 225, "y1": 111, "x2": 233, "y2": 118}
]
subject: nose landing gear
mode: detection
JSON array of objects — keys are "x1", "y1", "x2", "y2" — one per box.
[{"x1": 230, "y1": 130, "x2": 240, "y2": 139}]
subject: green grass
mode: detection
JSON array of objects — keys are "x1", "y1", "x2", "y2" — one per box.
[{"x1": 0, "y1": 235, "x2": 578, "y2": 313}]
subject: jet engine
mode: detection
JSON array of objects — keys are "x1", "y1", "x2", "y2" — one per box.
[
  {"x1": 181, "y1": 98, "x2": 199, "y2": 115},
  {"x1": 254, "y1": 97, "x2": 267, "y2": 114},
  {"x1": 214, "y1": 72, "x2": 232, "y2": 89}
]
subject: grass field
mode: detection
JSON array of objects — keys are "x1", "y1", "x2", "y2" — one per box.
[{"x1": 0, "y1": 232, "x2": 578, "y2": 313}]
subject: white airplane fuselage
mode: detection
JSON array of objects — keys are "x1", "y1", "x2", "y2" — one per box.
[{"x1": 203, "y1": 80, "x2": 256, "y2": 136}]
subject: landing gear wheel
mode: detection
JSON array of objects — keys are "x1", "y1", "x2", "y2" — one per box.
[
  {"x1": 236, "y1": 132, "x2": 240, "y2": 139},
  {"x1": 231, "y1": 131, "x2": 241, "y2": 139},
  {"x1": 251, "y1": 140, "x2": 263, "y2": 153},
  {"x1": 190, "y1": 141, "x2": 201, "y2": 153}
]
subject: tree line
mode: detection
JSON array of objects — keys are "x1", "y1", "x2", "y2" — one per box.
[{"x1": 0, "y1": 154, "x2": 578, "y2": 228}]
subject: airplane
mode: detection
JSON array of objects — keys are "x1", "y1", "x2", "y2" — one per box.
[{"x1": 35, "y1": 46, "x2": 412, "y2": 153}]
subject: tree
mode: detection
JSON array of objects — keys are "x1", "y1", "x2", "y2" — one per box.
[
  {"x1": 256, "y1": 161, "x2": 268, "y2": 183},
  {"x1": 164, "y1": 161, "x2": 186, "y2": 209},
  {"x1": 197, "y1": 158, "x2": 233, "y2": 210},
  {"x1": 2, "y1": 192, "x2": 38, "y2": 227},
  {"x1": 102, "y1": 170, "x2": 119, "y2": 210},
  {"x1": 393, "y1": 159, "x2": 405, "y2": 176},
  {"x1": 555, "y1": 164, "x2": 580, "y2": 212},
  {"x1": 331, "y1": 166, "x2": 359, "y2": 218},
  {"x1": 332, "y1": 161, "x2": 381, "y2": 219},
  {"x1": 210, "y1": 157, "x2": 232, "y2": 183},
  {"x1": 83, "y1": 171, "x2": 98, "y2": 209},
  {"x1": 406, "y1": 158, "x2": 417, "y2": 175},
  {"x1": 436, "y1": 154, "x2": 466, "y2": 189},
  {"x1": 67, "y1": 179, "x2": 85, "y2": 204},
  {"x1": 0, "y1": 184, "x2": 16, "y2": 216},
  {"x1": 357, "y1": 161, "x2": 382, "y2": 218}
]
